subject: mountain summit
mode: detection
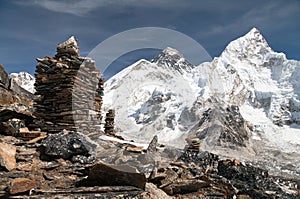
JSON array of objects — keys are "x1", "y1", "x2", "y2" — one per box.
[
  {"x1": 104, "y1": 28, "x2": 300, "y2": 177},
  {"x1": 151, "y1": 47, "x2": 194, "y2": 72}
]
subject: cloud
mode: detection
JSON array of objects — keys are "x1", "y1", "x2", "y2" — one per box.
[
  {"x1": 14, "y1": 0, "x2": 105, "y2": 16},
  {"x1": 14, "y1": 0, "x2": 188, "y2": 16}
]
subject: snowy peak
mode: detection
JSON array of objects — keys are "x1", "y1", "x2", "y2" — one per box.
[
  {"x1": 151, "y1": 47, "x2": 194, "y2": 72},
  {"x1": 221, "y1": 27, "x2": 273, "y2": 63},
  {"x1": 162, "y1": 47, "x2": 182, "y2": 56},
  {"x1": 9, "y1": 72, "x2": 35, "y2": 93}
]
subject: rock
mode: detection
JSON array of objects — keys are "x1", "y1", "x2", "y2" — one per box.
[
  {"x1": 0, "y1": 121, "x2": 18, "y2": 136},
  {"x1": 0, "y1": 110, "x2": 34, "y2": 137},
  {"x1": 0, "y1": 142, "x2": 16, "y2": 171},
  {"x1": 18, "y1": 130, "x2": 44, "y2": 141},
  {"x1": 19, "y1": 127, "x2": 29, "y2": 133},
  {"x1": 147, "y1": 135, "x2": 158, "y2": 153},
  {"x1": 0, "y1": 64, "x2": 9, "y2": 89},
  {"x1": 126, "y1": 146, "x2": 144, "y2": 153},
  {"x1": 41, "y1": 130, "x2": 97, "y2": 162},
  {"x1": 9, "y1": 178, "x2": 37, "y2": 195},
  {"x1": 56, "y1": 36, "x2": 79, "y2": 56},
  {"x1": 216, "y1": 160, "x2": 296, "y2": 198},
  {"x1": 163, "y1": 179, "x2": 209, "y2": 195},
  {"x1": 196, "y1": 105, "x2": 251, "y2": 148},
  {"x1": 83, "y1": 162, "x2": 146, "y2": 189},
  {"x1": 26, "y1": 132, "x2": 47, "y2": 144},
  {"x1": 180, "y1": 150, "x2": 219, "y2": 172},
  {"x1": 145, "y1": 183, "x2": 172, "y2": 199}
]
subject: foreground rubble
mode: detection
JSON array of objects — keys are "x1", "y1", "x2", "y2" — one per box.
[{"x1": 0, "y1": 132, "x2": 299, "y2": 198}]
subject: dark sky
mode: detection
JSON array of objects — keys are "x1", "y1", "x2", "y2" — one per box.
[{"x1": 0, "y1": 0, "x2": 299, "y2": 79}]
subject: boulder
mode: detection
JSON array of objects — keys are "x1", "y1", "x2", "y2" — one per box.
[
  {"x1": 41, "y1": 130, "x2": 97, "y2": 162},
  {"x1": 9, "y1": 178, "x2": 36, "y2": 195},
  {"x1": 84, "y1": 162, "x2": 146, "y2": 189},
  {"x1": 0, "y1": 142, "x2": 16, "y2": 171}
]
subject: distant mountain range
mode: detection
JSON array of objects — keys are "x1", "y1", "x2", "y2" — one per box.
[{"x1": 104, "y1": 28, "x2": 300, "y2": 177}]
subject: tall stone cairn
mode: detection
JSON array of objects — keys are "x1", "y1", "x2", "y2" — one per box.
[
  {"x1": 34, "y1": 36, "x2": 103, "y2": 133},
  {"x1": 104, "y1": 109, "x2": 115, "y2": 135}
]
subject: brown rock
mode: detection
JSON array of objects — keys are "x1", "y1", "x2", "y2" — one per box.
[
  {"x1": 9, "y1": 178, "x2": 37, "y2": 195},
  {"x1": 19, "y1": 127, "x2": 29, "y2": 133},
  {"x1": 126, "y1": 146, "x2": 144, "y2": 153},
  {"x1": 163, "y1": 179, "x2": 209, "y2": 195},
  {"x1": 145, "y1": 183, "x2": 172, "y2": 199},
  {"x1": 0, "y1": 142, "x2": 16, "y2": 171},
  {"x1": 86, "y1": 162, "x2": 146, "y2": 189},
  {"x1": 237, "y1": 194, "x2": 252, "y2": 199},
  {"x1": 0, "y1": 64, "x2": 9, "y2": 89}
]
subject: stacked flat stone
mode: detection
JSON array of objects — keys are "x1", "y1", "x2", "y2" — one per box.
[
  {"x1": 34, "y1": 36, "x2": 103, "y2": 133},
  {"x1": 185, "y1": 137, "x2": 201, "y2": 152},
  {"x1": 104, "y1": 109, "x2": 115, "y2": 135}
]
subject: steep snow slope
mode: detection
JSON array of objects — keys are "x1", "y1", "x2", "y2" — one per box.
[{"x1": 10, "y1": 72, "x2": 35, "y2": 93}]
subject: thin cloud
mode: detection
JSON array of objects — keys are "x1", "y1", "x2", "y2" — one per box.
[
  {"x1": 14, "y1": 0, "x2": 105, "y2": 16},
  {"x1": 14, "y1": 0, "x2": 188, "y2": 16}
]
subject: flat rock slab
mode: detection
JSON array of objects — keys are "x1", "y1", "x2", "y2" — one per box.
[
  {"x1": 85, "y1": 162, "x2": 146, "y2": 189},
  {"x1": 0, "y1": 142, "x2": 16, "y2": 171},
  {"x1": 9, "y1": 178, "x2": 37, "y2": 195}
]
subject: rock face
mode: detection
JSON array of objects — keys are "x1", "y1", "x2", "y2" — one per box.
[
  {"x1": 83, "y1": 162, "x2": 147, "y2": 189},
  {"x1": 196, "y1": 105, "x2": 251, "y2": 149},
  {"x1": 34, "y1": 36, "x2": 103, "y2": 133},
  {"x1": 0, "y1": 142, "x2": 16, "y2": 171}
]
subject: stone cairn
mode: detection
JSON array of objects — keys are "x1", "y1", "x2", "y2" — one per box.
[
  {"x1": 34, "y1": 36, "x2": 103, "y2": 133},
  {"x1": 104, "y1": 109, "x2": 115, "y2": 135},
  {"x1": 185, "y1": 137, "x2": 201, "y2": 152}
]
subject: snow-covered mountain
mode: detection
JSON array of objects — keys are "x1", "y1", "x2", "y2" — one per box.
[
  {"x1": 104, "y1": 27, "x2": 300, "y2": 176},
  {"x1": 104, "y1": 48, "x2": 198, "y2": 148},
  {"x1": 10, "y1": 72, "x2": 35, "y2": 93}
]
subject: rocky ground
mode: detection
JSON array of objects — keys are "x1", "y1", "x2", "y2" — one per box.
[{"x1": 0, "y1": 129, "x2": 299, "y2": 198}]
